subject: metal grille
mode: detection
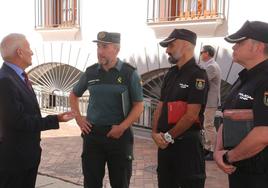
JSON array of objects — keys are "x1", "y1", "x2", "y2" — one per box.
[
  {"x1": 147, "y1": 0, "x2": 225, "y2": 23},
  {"x1": 35, "y1": 0, "x2": 80, "y2": 29}
]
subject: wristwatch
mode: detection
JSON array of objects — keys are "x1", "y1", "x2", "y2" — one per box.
[
  {"x1": 164, "y1": 132, "x2": 174, "y2": 144},
  {"x1": 222, "y1": 151, "x2": 232, "y2": 165}
]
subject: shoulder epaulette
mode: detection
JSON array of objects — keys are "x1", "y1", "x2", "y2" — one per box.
[
  {"x1": 85, "y1": 63, "x2": 99, "y2": 72},
  {"x1": 122, "y1": 62, "x2": 136, "y2": 71}
]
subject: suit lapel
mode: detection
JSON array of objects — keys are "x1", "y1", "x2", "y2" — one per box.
[{"x1": 2, "y1": 64, "x2": 37, "y2": 99}]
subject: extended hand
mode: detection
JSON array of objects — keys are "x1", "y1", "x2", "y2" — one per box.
[
  {"x1": 214, "y1": 150, "x2": 236, "y2": 174},
  {"x1": 106, "y1": 125, "x2": 125, "y2": 139},
  {"x1": 152, "y1": 132, "x2": 169, "y2": 149},
  {"x1": 75, "y1": 116, "x2": 92, "y2": 134},
  {"x1": 57, "y1": 111, "x2": 76, "y2": 122}
]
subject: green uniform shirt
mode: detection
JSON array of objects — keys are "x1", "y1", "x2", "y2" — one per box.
[{"x1": 73, "y1": 59, "x2": 143, "y2": 126}]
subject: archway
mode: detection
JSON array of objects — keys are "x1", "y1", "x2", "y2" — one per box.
[{"x1": 28, "y1": 62, "x2": 82, "y2": 93}]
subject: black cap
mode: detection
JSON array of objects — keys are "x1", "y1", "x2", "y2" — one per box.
[
  {"x1": 93, "y1": 31, "x2": 120, "y2": 44},
  {"x1": 225, "y1": 20, "x2": 268, "y2": 43},
  {"x1": 159, "y1": 29, "x2": 197, "y2": 47}
]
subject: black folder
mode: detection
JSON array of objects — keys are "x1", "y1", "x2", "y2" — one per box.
[
  {"x1": 121, "y1": 90, "x2": 131, "y2": 117},
  {"x1": 223, "y1": 118, "x2": 254, "y2": 149}
]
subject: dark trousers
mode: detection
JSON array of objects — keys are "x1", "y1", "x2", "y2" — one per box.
[
  {"x1": 157, "y1": 131, "x2": 205, "y2": 188},
  {"x1": 82, "y1": 126, "x2": 133, "y2": 188},
  {"x1": 0, "y1": 166, "x2": 38, "y2": 188},
  {"x1": 229, "y1": 168, "x2": 268, "y2": 188}
]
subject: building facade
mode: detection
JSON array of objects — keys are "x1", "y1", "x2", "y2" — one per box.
[{"x1": 0, "y1": 0, "x2": 267, "y2": 127}]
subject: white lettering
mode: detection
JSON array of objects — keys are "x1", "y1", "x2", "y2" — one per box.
[
  {"x1": 179, "y1": 83, "x2": 189, "y2": 89},
  {"x1": 238, "y1": 93, "x2": 254, "y2": 100}
]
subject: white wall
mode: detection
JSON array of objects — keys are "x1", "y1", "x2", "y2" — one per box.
[{"x1": 0, "y1": 0, "x2": 267, "y2": 84}]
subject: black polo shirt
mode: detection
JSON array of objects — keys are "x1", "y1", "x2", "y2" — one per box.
[
  {"x1": 223, "y1": 59, "x2": 268, "y2": 171},
  {"x1": 157, "y1": 57, "x2": 209, "y2": 133},
  {"x1": 223, "y1": 59, "x2": 268, "y2": 126}
]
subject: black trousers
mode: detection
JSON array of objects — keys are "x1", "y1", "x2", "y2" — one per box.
[
  {"x1": 157, "y1": 131, "x2": 205, "y2": 188},
  {"x1": 82, "y1": 126, "x2": 133, "y2": 188},
  {"x1": 0, "y1": 166, "x2": 38, "y2": 188},
  {"x1": 229, "y1": 168, "x2": 268, "y2": 188}
]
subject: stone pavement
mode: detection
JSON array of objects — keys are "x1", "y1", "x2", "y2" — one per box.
[
  {"x1": 36, "y1": 175, "x2": 82, "y2": 188},
  {"x1": 38, "y1": 120, "x2": 228, "y2": 188}
]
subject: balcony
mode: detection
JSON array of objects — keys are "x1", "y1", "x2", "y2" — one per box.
[
  {"x1": 35, "y1": 0, "x2": 81, "y2": 40},
  {"x1": 147, "y1": 0, "x2": 226, "y2": 37}
]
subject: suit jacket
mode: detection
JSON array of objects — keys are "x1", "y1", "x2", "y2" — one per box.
[
  {"x1": 201, "y1": 59, "x2": 221, "y2": 108},
  {"x1": 0, "y1": 63, "x2": 59, "y2": 172}
]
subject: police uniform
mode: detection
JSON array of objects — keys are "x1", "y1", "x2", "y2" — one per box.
[
  {"x1": 72, "y1": 59, "x2": 143, "y2": 188},
  {"x1": 223, "y1": 60, "x2": 268, "y2": 188},
  {"x1": 157, "y1": 57, "x2": 208, "y2": 188},
  {"x1": 219, "y1": 20, "x2": 268, "y2": 188}
]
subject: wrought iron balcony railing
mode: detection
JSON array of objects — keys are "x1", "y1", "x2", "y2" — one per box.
[
  {"x1": 147, "y1": 0, "x2": 225, "y2": 23},
  {"x1": 35, "y1": 0, "x2": 80, "y2": 29}
]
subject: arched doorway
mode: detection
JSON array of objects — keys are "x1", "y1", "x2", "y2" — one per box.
[
  {"x1": 28, "y1": 62, "x2": 82, "y2": 93},
  {"x1": 27, "y1": 63, "x2": 88, "y2": 113}
]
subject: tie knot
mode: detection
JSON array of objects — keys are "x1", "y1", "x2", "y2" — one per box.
[
  {"x1": 22, "y1": 72, "x2": 29, "y2": 80},
  {"x1": 22, "y1": 71, "x2": 32, "y2": 91},
  {"x1": 22, "y1": 71, "x2": 27, "y2": 77}
]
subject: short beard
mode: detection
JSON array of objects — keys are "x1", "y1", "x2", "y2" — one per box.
[
  {"x1": 168, "y1": 53, "x2": 180, "y2": 64},
  {"x1": 98, "y1": 58, "x2": 110, "y2": 66}
]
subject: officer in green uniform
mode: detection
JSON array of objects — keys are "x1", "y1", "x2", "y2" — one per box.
[{"x1": 69, "y1": 31, "x2": 144, "y2": 188}]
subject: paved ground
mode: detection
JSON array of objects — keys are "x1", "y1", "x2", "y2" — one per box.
[
  {"x1": 38, "y1": 120, "x2": 228, "y2": 188},
  {"x1": 36, "y1": 175, "x2": 82, "y2": 188}
]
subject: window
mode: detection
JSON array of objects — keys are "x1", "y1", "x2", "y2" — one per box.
[
  {"x1": 35, "y1": 0, "x2": 80, "y2": 29},
  {"x1": 147, "y1": 0, "x2": 224, "y2": 23}
]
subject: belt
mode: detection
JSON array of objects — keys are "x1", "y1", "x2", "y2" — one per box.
[
  {"x1": 175, "y1": 130, "x2": 201, "y2": 140},
  {"x1": 90, "y1": 124, "x2": 112, "y2": 136}
]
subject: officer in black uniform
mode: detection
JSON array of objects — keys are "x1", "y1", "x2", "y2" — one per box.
[
  {"x1": 214, "y1": 20, "x2": 268, "y2": 188},
  {"x1": 69, "y1": 31, "x2": 144, "y2": 188},
  {"x1": 151, "y1": 29, "x2": 209, "y2": 188}
]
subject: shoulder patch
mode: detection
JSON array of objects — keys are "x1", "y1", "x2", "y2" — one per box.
[
  {"x1": 263, "y1": 91, "x2": 268, "y2": 106},
  {"x1": 195, "y1": 78, "x2": 206, "y2": 90}
]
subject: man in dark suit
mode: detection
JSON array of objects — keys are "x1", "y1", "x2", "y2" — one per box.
[{"x1": 0, "y1": 33, "x2": 75, "y2": 188}]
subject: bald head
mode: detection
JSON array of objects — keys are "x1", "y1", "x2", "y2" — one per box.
[{"x1": 0, "y1": 33, "x2": 26, "y2": 61}]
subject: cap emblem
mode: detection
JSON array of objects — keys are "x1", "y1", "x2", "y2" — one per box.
[{"x1": 98, "y1": 32, "x2": 106, "y2": 40}]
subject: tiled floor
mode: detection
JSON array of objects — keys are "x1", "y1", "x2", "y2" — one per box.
[{"x1": 39, "y1": 121, "x2": 228, "y2": 188}]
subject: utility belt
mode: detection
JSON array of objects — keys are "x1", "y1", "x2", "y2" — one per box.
[
  {"x1": 90, "y1": 124, "x2": 113, "y2": 136},
  {"x1": 84, "y1": 124, "x2": 133, "y2": 138},
  {"x1": 159, "y1": 126, "x2": 201, "y2": 141},
  {"x1": 175, "y1": 129, "x2": 201, "y2": 141}
]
